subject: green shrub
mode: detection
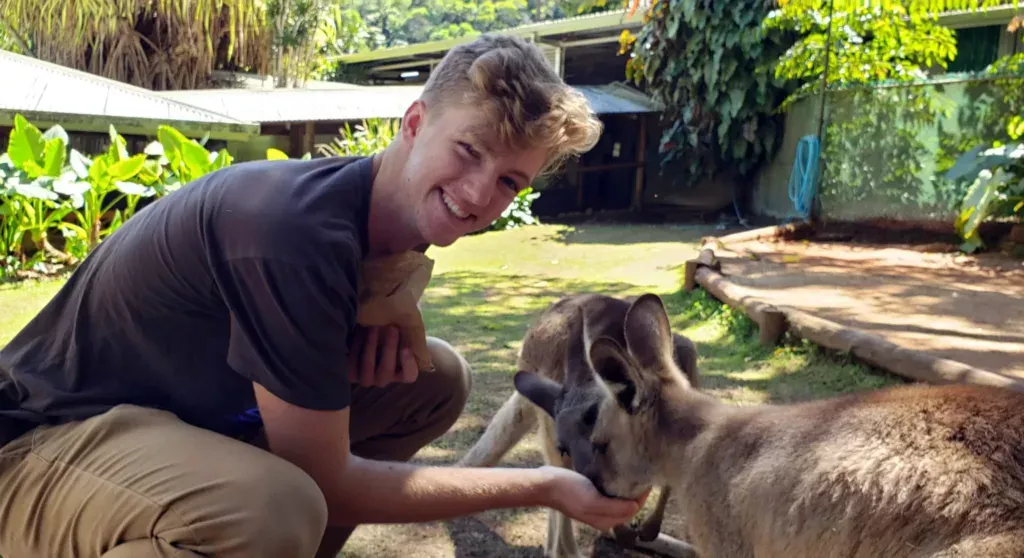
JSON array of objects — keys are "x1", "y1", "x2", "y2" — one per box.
[
  {"x1": 0, "y1": 114, "x2": 238, "y2": 280},
  {"x1": 486, "y1": 186, "x2": 541, "y2": 232}
]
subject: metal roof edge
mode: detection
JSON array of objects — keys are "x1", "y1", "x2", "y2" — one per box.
[
  {"x1": 0, "y1": 50, "x2": 258, "y2": 126},
  {"x1": 938, "y1": 2, "x2": 1022, "y2": 27},
  {"x1": 0, "y1": 108, "x2": 261, "y2": 142}
]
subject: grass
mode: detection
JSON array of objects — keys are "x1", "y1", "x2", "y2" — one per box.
[
  {"x1": 0, "y1": 222, "x2": 904, "y2": 558},
  {"x1": 0, "y1": 276, "x2": 65, "y2": 346}
]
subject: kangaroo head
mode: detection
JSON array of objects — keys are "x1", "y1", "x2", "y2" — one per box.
[{"x1": 514, "y1": 293, "x2": 694, "y2": 500}]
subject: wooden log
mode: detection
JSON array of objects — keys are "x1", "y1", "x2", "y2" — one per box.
[
  {"x1": 694, "y1": 266, "x2": 788, "y2": 347},
  {"x1": 700, "y1": 221, "x2": 813, "y2": 248},
  {"x1": 783, "y1": 307, "x2": 1024, "y2": 393},
  {"x1": 684, "y1": 249, "x2": 720, "y2": 291}
]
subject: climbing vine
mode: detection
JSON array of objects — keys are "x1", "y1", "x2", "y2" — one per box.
[{"x1": 620, "y1": 0, "x2": 796, "y2": 187}]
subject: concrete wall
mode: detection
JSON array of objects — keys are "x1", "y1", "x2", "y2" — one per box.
[{"x1": 751, "y1": 73, "x2": 1024, "y2": 223}]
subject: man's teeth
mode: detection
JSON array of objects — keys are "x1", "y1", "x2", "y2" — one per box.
[{"x1": 442, "y1": 192, "x2": 470, "y2": 219}]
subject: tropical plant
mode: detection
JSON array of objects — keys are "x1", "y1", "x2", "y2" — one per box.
[
  {"x1": 0, "y1": 114, "x2": 245, "y2": 280},
  {"x1": 487, "y1": 186, "x2": 541, "y2": 231},
  {"x1": 945, "y1": 139, "x2": 1023, "y2": 253},
  {"x1": 619, "y1": 0, "x2": 795, "y2": 187},
  {"x1": 317, "y1": 118, "x2": 400, "y2": 157},
  {"x1": 0, "y1": 0, "x2": 270, "y2": 90}
]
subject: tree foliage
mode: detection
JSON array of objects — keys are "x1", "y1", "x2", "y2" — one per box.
[
  {"x1": 291, "y1": 0, "x2": 618, "y2": 83},
  {"x1": 621, "y1": 0, "x2": 796, "y2": 186}
]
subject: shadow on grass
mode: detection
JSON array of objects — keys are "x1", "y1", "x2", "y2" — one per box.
[{"x1": 443, "y1": 516, "x2": 546, "y2": 558}]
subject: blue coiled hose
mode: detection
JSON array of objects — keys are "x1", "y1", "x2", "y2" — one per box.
[{"x1": 788, "y1": 135, "x2": 820, "y2": 220}]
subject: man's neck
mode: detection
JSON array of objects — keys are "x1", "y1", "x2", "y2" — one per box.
[{"x1": 365, "y1": 145, "x2": 424, "y2": 258}]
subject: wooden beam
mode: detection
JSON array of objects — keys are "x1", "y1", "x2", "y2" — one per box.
[
  {"x1": 303, "y1": 121, "x2": 315, "y2": 157},
  {"x1": 576, "y1": 167, "x2": 584, "y2": 212},
  {"x1": 576, "y1": 161, "x2": 642, "y2": 173},
  {"x1": 632, "y1": 115, "x2": 647, "y2": 211},
  {"x1": 781, "y1": 307, "x2": 1024, "y2": 392}
]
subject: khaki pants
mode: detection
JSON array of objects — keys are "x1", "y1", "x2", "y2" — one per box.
[{"x1": 0, "y1": 337, "x2": 472, "y2": 558}]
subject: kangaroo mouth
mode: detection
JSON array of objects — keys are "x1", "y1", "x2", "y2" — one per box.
[{"x1": 590, "y1": 476, "x2": 617, "y2": 499}]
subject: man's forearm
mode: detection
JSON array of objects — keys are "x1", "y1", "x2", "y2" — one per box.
[{"x1": 323, "y1": 455, "x2": 556, "y2": 526}]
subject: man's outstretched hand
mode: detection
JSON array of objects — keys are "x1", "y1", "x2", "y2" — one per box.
[
  {"x1": 541, "y1": 465, "x2": 649, "y2": 532},
  {"x1": 348, "y1": 325, "x2": 420, "y2": 387}
]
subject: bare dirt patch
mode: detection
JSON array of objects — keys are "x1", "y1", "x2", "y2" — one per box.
[{"x1": 711, "y1": 224, "x2": 1024, "y2": 380}]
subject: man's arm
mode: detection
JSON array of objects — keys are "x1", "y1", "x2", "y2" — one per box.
[{"x1": 253, "y1": 382, "x2": 642, "y2": 531}]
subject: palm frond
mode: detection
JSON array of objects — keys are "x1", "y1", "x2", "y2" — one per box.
[{"x1": 0, "y1": 0, "x2": 270, "y2": 90}]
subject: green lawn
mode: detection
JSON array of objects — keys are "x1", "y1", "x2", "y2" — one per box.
[{"x1": 0, "y1": 223, "x2": 903, "y2": 557}]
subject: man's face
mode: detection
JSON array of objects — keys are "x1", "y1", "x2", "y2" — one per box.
[{"x1": 399, "y1": 101, "x2": 549, "y2": 247}]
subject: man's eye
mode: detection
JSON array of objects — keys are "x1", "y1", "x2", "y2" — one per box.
[
  {"x1": 501, "y1": 177, "x2": 519, "y2": 192},
  {"x1": 458, "y1": 141, "x2": 478, "y2": 158}
]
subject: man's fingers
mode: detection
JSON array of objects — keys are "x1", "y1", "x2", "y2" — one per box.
[
  {"x1": 375, "y1": 326, "x2": 400, "y2": 387},
  {"x1": 360, "y1": 326, "x2": 380, "y2": 387},
  {"x1": 591, "y1": 497, "x2": 641, "y2": 519},
  {"x1": 398, "y1": 347, "x2": 419, "y2": 383}
]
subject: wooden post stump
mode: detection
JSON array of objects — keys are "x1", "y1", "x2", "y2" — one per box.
[{"x1": 684, "y1": 249, "x2": 719, "y2": 292}]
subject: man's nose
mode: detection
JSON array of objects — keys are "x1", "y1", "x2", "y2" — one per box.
[{"x1": 455, "y1": 173, "x2": 495, "y2": 208}]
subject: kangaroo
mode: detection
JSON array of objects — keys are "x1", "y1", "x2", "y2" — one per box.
[
  {"x1": 458, "y1": 293, "x2": 701, "y2": 557},
  {"x1": 514, "y1": 292, "x2": 1024, "y2": 558}
]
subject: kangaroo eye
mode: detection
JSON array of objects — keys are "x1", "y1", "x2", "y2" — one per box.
[
  {"x1": 558, "y1": 445, "x2": 570, "y2": 457},
  {"x1": 594, "y1": 442, "x2": 609, "y2": 456}
]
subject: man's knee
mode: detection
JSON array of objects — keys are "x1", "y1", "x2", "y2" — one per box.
[
  {"x1": 217, "y1": 459, "x2": 330, "y2": 557},
  {"x1": 426, "y1": 336, "x2": 472, "y2": 406},
  {"x1": 424, "y1": 336, "x2": 472, "y2": 423}
]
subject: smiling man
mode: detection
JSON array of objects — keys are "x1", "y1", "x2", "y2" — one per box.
[{"x1": 0, "y1": 34, "x2": 644, "y2": 558}]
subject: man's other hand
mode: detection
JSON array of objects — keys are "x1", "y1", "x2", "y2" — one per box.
[{"x1": 348, "y1": 325, "x2": 420, "y2": 387}]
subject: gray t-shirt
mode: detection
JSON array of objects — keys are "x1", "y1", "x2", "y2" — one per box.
[{"x1": 0, "y1": 155, "x2": 374, "y2": 447}]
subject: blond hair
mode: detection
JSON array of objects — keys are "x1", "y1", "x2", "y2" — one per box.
[{"x1": 420, "y1": 34, "x2": 603, "y2": 175}]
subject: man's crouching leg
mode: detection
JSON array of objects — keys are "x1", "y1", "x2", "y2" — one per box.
[
  {"x1": 0, "y1": 404, "x2": 328, "y2": 558},
  {"x1": 314, "y1": 335, "x2": 473, "y2": 558}
]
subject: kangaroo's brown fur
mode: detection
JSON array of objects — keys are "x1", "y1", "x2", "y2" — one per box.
[
  {"x1": 458, "y1": 293, "x2": 700, "y2": 557},
  {"x1": 516, "y1": 292, "x2": 1024, "y2": 558}
]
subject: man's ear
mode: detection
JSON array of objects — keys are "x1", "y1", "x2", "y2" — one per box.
[
  {"x1": 623, "y1": 294, "x2": 675, "y2": 372},
  {"x1": 401, "y1": 100, "x2": 427, "y2": 142},
  {"x1": 513, "y1": 371, "x2": 562, "y2": 417},
  {"x1": 589, "y1": 336, "x2": 644, "y2": 415}
]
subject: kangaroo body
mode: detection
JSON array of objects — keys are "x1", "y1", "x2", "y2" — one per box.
[
  {"x1": 509, "y1": 292, "x2": 1024, "y2": 558},
  {"x1": 668, "y1": 383, "x2": 1024, "y2": 557}
]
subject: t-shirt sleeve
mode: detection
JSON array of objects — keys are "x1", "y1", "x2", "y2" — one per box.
[{"x1": 221, "y1": 252, "x2": 358, "y2": 411}]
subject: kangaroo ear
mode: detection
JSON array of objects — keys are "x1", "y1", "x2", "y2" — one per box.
[
  {"x1": 624, "y1": 293, "x2": 675, "y2": 371},
  {"x1": 589, "y1": 336, "x2": 643, "y2": 415},
  {"x1": 514, "y1": 371, "x2": 562, "y2": 417},
  {"x1": 564, "y1": 304, "x2": 595, "y2": 386}
]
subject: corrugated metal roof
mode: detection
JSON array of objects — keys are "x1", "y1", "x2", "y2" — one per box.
[
  {"x1": 161, "y1": 86, "x2": 423, "y2": 123},
  {"x1": 579, "y1": 83, "x2": 664, "y2": 114},
  {"x1": 0, "y1": 50, "x2": 258, "y2": 133},
  {"x1": 159, "y1": 83, "x2": 661, "y2": 123}
]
